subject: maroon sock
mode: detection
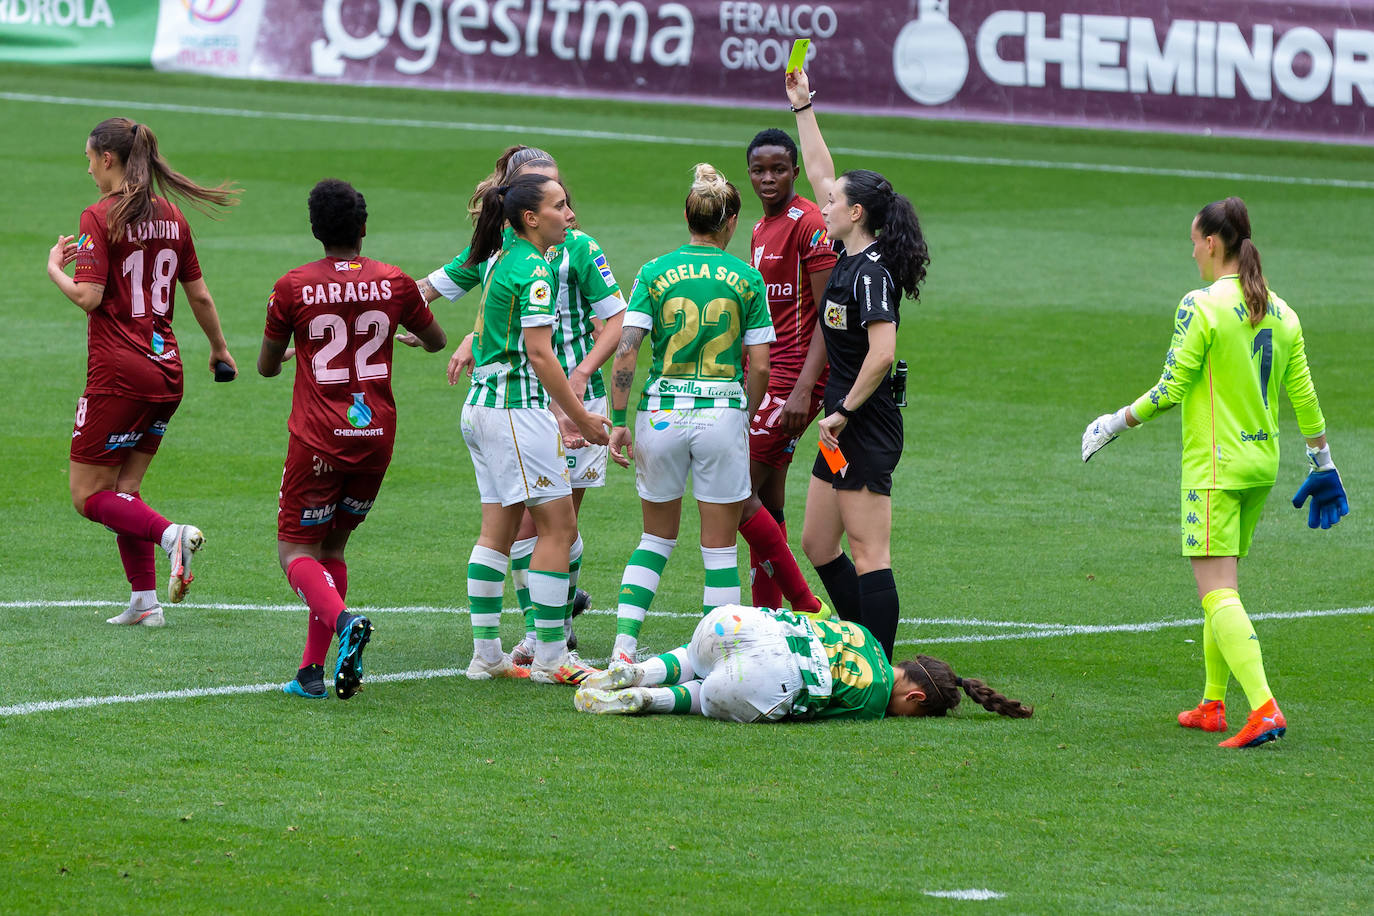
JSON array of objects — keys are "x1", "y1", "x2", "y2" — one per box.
[
  {"x1": 749, "y1": 541, "x2": 786, "y2": 610},
  {"x1": 286, "y1": 556, "x2": 346, "y2": 633},
  {"x1": 300, "y1": 612, "x2": 334, "y2": 668},
  {"x1": 83, "y1": 490, "x2": 171, "y2": 543},
  {"x1": 321, "y1": 558, "x2": 349, "y2": 601},
  {"x1": 117, "y1": 535, "x2": 157, "y2": 592},
  {"x1": 739, "y1": 508, "x2": 819, "y2": 613}
]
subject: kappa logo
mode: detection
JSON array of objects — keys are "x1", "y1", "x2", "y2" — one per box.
[
  {"x1": 580, "y1": 467, "x2": 600, "y2": 481},
  {"x1": 532, "y1": 265, "x2": 550, "y2": 278},
  {"x1": 534, "y1": 475, "x2": 555, "y2": 488}
]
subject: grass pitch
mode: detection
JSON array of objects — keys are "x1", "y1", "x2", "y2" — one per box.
[{"x1": 1, "y1": 63, "x2": 1371, "y2": 913}]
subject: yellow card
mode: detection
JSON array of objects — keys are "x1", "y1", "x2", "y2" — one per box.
[{"x1": 786, "y1": 38, "x2": 810, "y2": 73}]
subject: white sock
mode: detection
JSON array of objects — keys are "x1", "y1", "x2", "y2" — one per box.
[{"x1": 131, "y1": 589, "x2": 159, "y2": 610}]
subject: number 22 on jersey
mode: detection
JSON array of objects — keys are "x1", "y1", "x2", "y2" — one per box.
[{"x1": 310, "y1": 310, "x2": 390, "y2": 385}]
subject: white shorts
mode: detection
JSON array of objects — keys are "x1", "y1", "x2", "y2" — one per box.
[
  {"x1": 633, "y1": 406, "x2": 749, "y2": 504},
  {"x1": 567, "y1": 395, "x2": 609, "y2": 489},
  {"x1": 690, "y1": 606, "x2": 804, "y2": 723},
  {"x1": 461, "y1": 403, "x2": 571, "y2": 507}
]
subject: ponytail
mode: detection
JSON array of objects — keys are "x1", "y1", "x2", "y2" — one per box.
[
  {"x1": 87, "y1": 117, "x2": 238, "y2": 244},
  {"x1": 467, "y1": 144, "x2": 558, "y2": 225},
  {"x1": 1197, "y1": 196, "x2": 1268, "y2": 326},
  {"x1": 897, "y1": 655, "x2": 1033, "y2": 719},
  {"x1": 840, "y1": 169, "x2": 929, "y2": 302},
  {"x1": 463, "y1": 173, "x2": 558, "y2": 266}
]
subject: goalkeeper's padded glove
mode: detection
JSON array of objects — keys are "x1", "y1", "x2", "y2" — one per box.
[
  {"x1": 1082, "y1": 406, "x2": 1132, "y2": 462},
  {"x1": 1292, "y1": 444, "x2": 1349, "y2": 529}
]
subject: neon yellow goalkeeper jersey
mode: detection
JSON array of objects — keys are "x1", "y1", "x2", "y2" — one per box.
[{"x1": 1130, "y1": 275, "x2": 1325, "y2": 489}]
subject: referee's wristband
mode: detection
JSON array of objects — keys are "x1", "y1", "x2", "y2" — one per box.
[
  {"x1": 791, "y1": 101, "x2": 813, "y2": 113},
  {"x1": 835, "y1": 402, "x2": 857, "y2": 418},
  {"x1": 611, "y1": 407, "x2": 628, "y2": 427}
]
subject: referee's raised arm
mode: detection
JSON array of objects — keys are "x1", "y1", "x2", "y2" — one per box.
[{"x1": 785, "y1": 69, "x2": 836, "y2": 206}]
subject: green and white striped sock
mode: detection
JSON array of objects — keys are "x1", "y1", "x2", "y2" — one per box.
[
  {"x1": 510, "y1": 536, "x2": 537, "y2": 648},
  {"x1": 565, "y1": 534, "x2": 584, "y2": 640},
  {"x1": 614, "y1": 533, "x2": 676, "y2": 657},
  {"x1": 701, "y1": 545, "x2": 740, "y2": 614},
  {"x1": 467, "y1": 545, "x2": 508, "y2": 661},
  {"x1": 529, "y1": 568, "x2": 570, "y2": 666}
]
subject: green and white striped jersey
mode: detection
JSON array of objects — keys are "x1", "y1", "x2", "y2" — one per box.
[
  {"x1": 463, "y1": 235, "x2": 559, "y2": 410},
  {"x1": 430, "y1": 227, "x2": 623, "y2": 403},
  {"x1": 625, "y1": 243, "x2": 775, "y2": 411},
  {"x1": 770, "y1": 609, "x2": 895, "y2": 720}
]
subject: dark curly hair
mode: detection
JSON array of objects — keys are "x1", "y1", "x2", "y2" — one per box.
[{"x1": 308, "y1": 179, "x2": 367, "y2": 249}]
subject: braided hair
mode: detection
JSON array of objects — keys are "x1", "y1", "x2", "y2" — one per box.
[{"x1": 897, "y1": 655, "x2": 1033, "y2": 718}]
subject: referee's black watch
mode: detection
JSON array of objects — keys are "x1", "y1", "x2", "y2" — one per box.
[{"x1": 835, "y1": 402, "x2": 857, "y2": 418}]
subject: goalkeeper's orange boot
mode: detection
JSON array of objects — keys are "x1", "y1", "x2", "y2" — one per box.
[
  {"x1": 1178, "y1": 699, "x2": 1227, "y2": 732},
  {"x1": 1219, "y1": 699, "x2": 1286, "y2": 748}
]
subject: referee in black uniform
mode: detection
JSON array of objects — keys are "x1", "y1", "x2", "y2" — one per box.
[{"x1": 786, "y1": 66, "x2": 930, "y2": 661}]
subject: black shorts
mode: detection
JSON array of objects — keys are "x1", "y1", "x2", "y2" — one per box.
[{"x1": 811, "y1": 406, "x2": 902, "y2": 496}]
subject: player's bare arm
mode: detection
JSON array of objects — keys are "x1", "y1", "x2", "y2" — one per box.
[
  {"x1": 782, "y1": 317, "x2": 828, "y2": 435},
  {"x1": 608, "y1": 325, "x2": 647, "y2": 467},
  {"x1": 182, "y1": 277, "x2": 236, "y2": 374},
  {"x1": 47, "y1": 235, "x2": 103, "y2": 313}
]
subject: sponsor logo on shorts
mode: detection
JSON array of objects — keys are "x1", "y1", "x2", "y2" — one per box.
[
  {"x1": 300, "y1": 504, "x2": 336, "y2": 526},
  {"x1": 1239, "y1": 429, "x2": 1270, "y2": 442},
  {"x1": 566, "y1": 456, "x2": 577, "y2": 468},
  {"x1": 651, "y1": 410, "x2": 674, "y2": 431},
  {"x1": 104, "y1": 431, "x2": 143, "y2": 450},
  {"x1": 534, "y1": 475, "x2": 555, "y2": 488},
  {"x1": 824, "y1": 301, "x2": 847, "y2": 330},
  {"x1": 340, "y1": 495, "x2": 374, "y2": 516},
  {"x1": 149, "y1": 419, "x2": 168, "y2": 437}
]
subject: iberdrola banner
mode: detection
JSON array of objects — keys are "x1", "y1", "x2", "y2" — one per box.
[
  {"x1": 0, "y1": 0, "x2": 158, "y2": 65},
  {"x1": 4, "y1": 1, "x2": 1371, "y2": 144}
]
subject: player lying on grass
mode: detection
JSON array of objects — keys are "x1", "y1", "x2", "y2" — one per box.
[
  {"x1": 259, "y1": 179, "x2": 446, "y2": 700},
  {"x1": 574, "y1": 605, "x2": 1032, "y2": 722},
  {"x1": 410, "y1": 145, "x2": 626, "y2": 663},
  {"x1": 47, "y1": 117, "x2": 238, "y2": 627},
  {"x1": 606, "y1": 164, "x2": 776, "y2": 663},
  {"x1": 1082, "y1": 196, "x2": 1348, "y2": 748}
]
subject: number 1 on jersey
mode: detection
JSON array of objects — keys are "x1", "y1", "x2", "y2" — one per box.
[{"x1": 1251, "y1": 328, "x2": 1273, "y2": 407}]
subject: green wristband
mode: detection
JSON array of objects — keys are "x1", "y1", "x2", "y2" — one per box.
[{"x1": 611, "y1": 407, "x2": 628, "y2": 427}]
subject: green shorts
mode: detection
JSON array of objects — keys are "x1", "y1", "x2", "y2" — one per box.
[{"x1": 1180, "y1": 487, "x2": 1269, "y2": 558}]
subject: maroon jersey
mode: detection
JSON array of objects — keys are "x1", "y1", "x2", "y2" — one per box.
[
  {"x1": 73, "y1": 196, "x2": 202, "y2": 401},
  {"x1": 265, "y1": 257, "x2": 435, "y2": 468},
  {"x1": 750, "y1": 195, "x2": 837, "y2": 389}
]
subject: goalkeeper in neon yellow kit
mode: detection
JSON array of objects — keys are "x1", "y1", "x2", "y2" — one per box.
[{"x1": 1082, "y1": 197, "x2": 1348, "y2": 749}]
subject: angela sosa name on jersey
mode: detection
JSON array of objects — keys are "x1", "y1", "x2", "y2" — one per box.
[
  {"x1": 301, "y1": 278, "x2": 397, "y2": 306},
  {"x1": 648, "y1": 263, "x2": 752, "y2": 297}
]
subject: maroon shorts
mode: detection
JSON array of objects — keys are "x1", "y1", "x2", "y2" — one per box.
[
  {"x1": 748, "y1": 389, "x2": 825, "y2": 469},
  {"x1": 70, "y1": 393, "x2": 180, "y2": 466},
  {"x1": 278, "y1": 436, "x2": 390, "y2": 544}
]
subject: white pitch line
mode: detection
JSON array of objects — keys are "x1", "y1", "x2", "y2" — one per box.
[
  {"x1": 1, "y1": 603, "x2": 1367, "y2": 718},
  {"x1": 3, "y1": 91, "x2": 1370, "y2": 190},
  {"x1": 924, "y1": 889, "x2": 1007, "y2": 901}
]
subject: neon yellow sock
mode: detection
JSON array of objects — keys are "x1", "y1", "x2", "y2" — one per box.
[
  {"x1": 1201, "y1": 588, "x2": 1273, "y2": 710},
  {"x1": 1201, "y1": 615, "x2": 1229, "y2": 702}
]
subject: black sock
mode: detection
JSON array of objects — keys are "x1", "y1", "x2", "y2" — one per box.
[
  {"x1": 857, "y1": 568, "x2": 899, "y2": 661},
  {"x1": 335, "y1": 611, "x2": 357, "y2": 636},
  {"x1": 814, "y1": 553, "x2": 861, "y2": 622},
  {"x1": 296, "y1": 664, "x2": 324, "y2": 687},
  {"x1": 766, "y1": 504, "x2": 785, "y2": 526}
]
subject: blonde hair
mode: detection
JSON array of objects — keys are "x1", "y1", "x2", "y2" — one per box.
[
  {"x1": 685, "y1": 162, "x2": 740, "y2": 236},
  {"x1": 467, "y1": 145, "x2": 557, "y2": 224}
]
